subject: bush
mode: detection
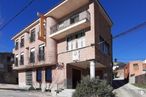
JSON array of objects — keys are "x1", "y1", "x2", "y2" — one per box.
[{"x1": 72, "y1": 76, "x2": 115, "y2": 97}]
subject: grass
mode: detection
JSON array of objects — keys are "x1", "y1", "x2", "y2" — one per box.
[{"x1": 133, "y1": 83, "x2": 146, "y2": 89}]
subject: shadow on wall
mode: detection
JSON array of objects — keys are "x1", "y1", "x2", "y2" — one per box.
[{"x1": 135, "y1": 74, "x2": 146, "y2": 84}]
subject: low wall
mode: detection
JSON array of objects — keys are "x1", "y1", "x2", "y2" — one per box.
[{"x1": 135, "y1": 74, "x2": 146, "y2": 84}]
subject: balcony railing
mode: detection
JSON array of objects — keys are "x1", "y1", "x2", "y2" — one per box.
[
  {"x1": 38, "y1": 53, "x2": 45, "y2": 61},
  {"x1": 50, "y1": 11, "x2": 90, "y2": 34},
  {"x1": 20, "y1": 59, "x2": 24, "y2": 65},
  {"x1": 29, "y1": 56, "x2": 35, "y2": 63}
]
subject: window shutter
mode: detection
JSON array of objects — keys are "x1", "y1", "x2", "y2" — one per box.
[
  {"x1": 46, "y1": 68, "x2": 52, "y2": 81},
  {"x1": 37, "y1": 69, "x2": 42, "y2": 82}
]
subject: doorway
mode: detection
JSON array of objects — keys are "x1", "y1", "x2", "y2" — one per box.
[{"x1": 72, "y1": 69, "x2": 81, "y2": 89}]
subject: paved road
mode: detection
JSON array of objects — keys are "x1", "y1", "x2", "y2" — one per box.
[
  {"x1": 112, "y1": 79, "x2": 146, "y2": 97},
  {"x1": 0, "y1": 90, "x2": 52, "y2": 97}
]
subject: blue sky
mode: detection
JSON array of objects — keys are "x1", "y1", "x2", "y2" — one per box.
[{"x1": 0, "y1": 0, "x2": 146, "y2": 62}]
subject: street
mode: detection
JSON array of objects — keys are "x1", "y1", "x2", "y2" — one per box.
[
  {"x1": 113, "y1": 79, "x2": 146, "y2": 97},
  {"x1": 0, "y1": 89, "x2": 52, "y2": 97}
]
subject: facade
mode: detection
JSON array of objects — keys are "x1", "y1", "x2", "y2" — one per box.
[
  {"x1": 124, "y1": 61, "x2": 146, "y2": 83},
  {"x1": 12, "y1": 0, "x2": 113, "y2": 91},
  {"x1": 0, "y1": 52, "x2": 18, "y2": 84},
  {"x1": 113, "y1": 62, "x2": 126, "y2": 79}
]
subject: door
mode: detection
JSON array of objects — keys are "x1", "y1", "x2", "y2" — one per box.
[
  {"x1": 72, "y1": 69, "x2": 81, "y2": 89},
  {"x1": 26, "y1": 71, "x2": 32, "y2": 85}
]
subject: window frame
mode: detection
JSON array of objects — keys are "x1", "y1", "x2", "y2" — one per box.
[
  {"x1": 20, "y1": 53, "x2": 24, "y2": 65},
  {"x1": 66, "y1": 30, "x2": 85, "y2": 51},
  {"x1": 15, "y1": 40, "x2": 19, "y2": 50},
  {"x1": 30, "y1": 48, "x2": 35, "y2": 63},
  {"x1": 30, "y1": 29, "x2": 36, "y2": 43},
  {"x1": 38, "y1": 44, "x2": 45, "y2": 61},
  {"x1": 20, "y1": 37, "x2": 24, "y2": 48},
  {"x1": 99, "y1": 36, "x2": 110, "y2": 55}
]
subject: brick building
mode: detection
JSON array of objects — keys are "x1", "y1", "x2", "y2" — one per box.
[{"x1": 12, "y1": 0, "x2": 113, "y2": 92}]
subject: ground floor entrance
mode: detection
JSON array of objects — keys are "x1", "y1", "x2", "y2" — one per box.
[
  {"x1": 72, "y1": 69, "x2": 81, "y2": 89},
  {"x1": 17, "y1": 60, "x2": 111, "y2": 90},
  {"x1": 66, "y1": 60, "x2": 108, "y2": 89}
]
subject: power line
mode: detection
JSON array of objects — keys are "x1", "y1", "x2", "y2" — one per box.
[
  {"x1": 113, "y1": 21, "x2": 146, "y2": 39},
  {"x1": 98, "y1": 21, "x2": 146, "y2": 44},
  {"x1": 0, "y1": 0, "x2": 35, "y2": 31}
]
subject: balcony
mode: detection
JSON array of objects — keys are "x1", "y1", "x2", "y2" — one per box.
[
  {"x1": 38, "y1": 53, "x2": 45, "y2": 61},
  {"x1": 50, "y1": 11, "x2": 90, "y2": 40},
  {"x1": 29, "y1": 57, "x2": 35, "y2": 63}
]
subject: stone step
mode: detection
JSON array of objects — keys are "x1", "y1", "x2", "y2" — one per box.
[{"x1": 56, "y1": 89, "x2": 75, "y2": 97}]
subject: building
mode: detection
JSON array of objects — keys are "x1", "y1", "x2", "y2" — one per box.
[
  {"x1": 124, "y1": 60, "x2": 146, "y2": 83},
  {"x1": 12, "y1": 0, "x2": 113, "y2": 92},
  {"x1": 0, "y1": 52, "x2": 18, "y2": 84},
  {"x1": 113, "y1": 62, "x2": 126, "y2": 79}
]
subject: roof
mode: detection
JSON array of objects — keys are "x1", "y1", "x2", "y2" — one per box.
[{"x1": 12, "y1": 0, "x2": 113, "y2": 40}]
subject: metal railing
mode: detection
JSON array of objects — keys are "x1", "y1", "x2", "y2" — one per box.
[
  {"x1": 50, "y1": 10, "x2": 90, "y2": 34},
  {"x1": 38, "y1": 53, "x2": 45, "y2": 61}
]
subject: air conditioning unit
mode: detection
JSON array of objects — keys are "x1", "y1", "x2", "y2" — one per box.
[{"x1": 72, "y1": 50, "x2": 80, "y2": 61}]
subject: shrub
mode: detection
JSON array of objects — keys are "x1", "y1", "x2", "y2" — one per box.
[{"x1": 72, "y1": 76, "x2": 115, "y2": 97}]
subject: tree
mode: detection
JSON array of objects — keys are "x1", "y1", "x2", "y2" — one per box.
[{"x1": 72, "y1": 76, "x2": 115, "y2": 97}]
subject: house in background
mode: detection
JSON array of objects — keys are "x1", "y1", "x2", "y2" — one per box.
[
  {"x1": 113, "y1": 62, "x2": 126, "y2": 79},
  {"x1": 0, "y1": 52, "x2": 18, "y2": 84},
  {"x1": 124, "y1": 60, "x2": 146, "y2": 84},
  {"x1": 12, "y1": 0, "x2": 113, "y2": 95}
]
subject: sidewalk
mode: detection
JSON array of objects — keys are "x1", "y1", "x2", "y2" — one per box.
[
  {"x1": 0, "y1": 84, "x2": 66, "y2": 97},
  {"x1": 0, "y1": 84, "x2": 20, "y2": 90},
  {"x1": 126, "y1": 83, "x2": 146, "y2": 96},
  {"x1": 127, "y1": 83, "x2": 146, "y2": 91}
]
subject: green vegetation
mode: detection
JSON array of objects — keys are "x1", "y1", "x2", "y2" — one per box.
[
  {"x1": 133, "y1": 83, "x2": 146, "y2": 89},
  {"x1": 72, "y1": 76, "x2": 115, "y2": 97}
]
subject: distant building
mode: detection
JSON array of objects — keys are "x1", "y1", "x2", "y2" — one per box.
[
  {"x1": 0, "y1": 52, "x2": 18, "y2": 84},
  {"x1": 113, "y1": 62, "x2": 126, "y2": 79},
  {"x1": 124, "y1": 60, "x2": 146, "y2": 83}
]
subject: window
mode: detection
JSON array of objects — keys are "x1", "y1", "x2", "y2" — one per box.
[
  {"x1": 20, "y1": 37, "x2": 24, "y2": 47},
  {"x1": 99, "y1": 36, "x2": 110, "y2": 55},
  {"x1": 67, "y1": 30, "x2": 85, "y2": 51},
  {"x1": 38, "y1": 44, "x2": 45, "y2": 61},
  {"x1": 133, "y1": 64, "x2": 139, "y2": 70},
  {"x1": 30, "y1": 29, "x2": 35, "y2": 42},
  {"x1": 76, "y1": 31, "x2": 85, "y2": 48},
  {"x1": 20, "y1": 53, "x2": 24, "y2": 65},
  {"x1": 36, "y1": 69, "x2": 42, "y2": 82},
  {"x1": 15, "y1": 55, "x2": 18, "y2": 67},
  {"x1": 15, "y1": 41, "x2": 19, "y2": 50},
  {"x1": 45, "y1": 68, "x2": 52, "y2": 82},
  {"x1": 67, "y1": 36, "x2": 73, "y2": 50},
  {"x1": 30, "y1": 48, "x2": 35, "y2": 63}
]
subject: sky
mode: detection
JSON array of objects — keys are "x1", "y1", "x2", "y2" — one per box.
[{"x1": 0, "y1": 0, "x2": 146, "y2": 62}]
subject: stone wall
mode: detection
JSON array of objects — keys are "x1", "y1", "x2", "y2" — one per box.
[{"x1": 135, "y1": 74, "x2": 146, "y2": 84}]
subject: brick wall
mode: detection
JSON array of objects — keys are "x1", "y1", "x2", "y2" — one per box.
[{"x1": 135, "y1": 74, "x2": 146, "y2": 84}]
